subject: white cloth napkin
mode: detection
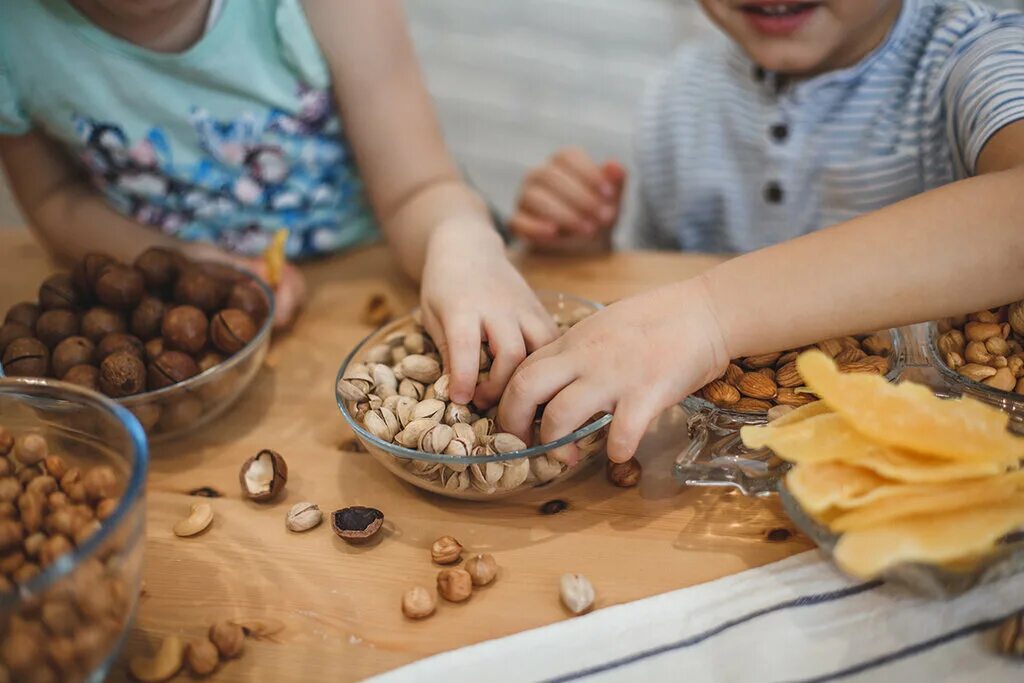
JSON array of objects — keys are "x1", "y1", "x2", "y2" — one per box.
[{"x1": 369, "y1": 551, "x2": 1023, "y2": 683}]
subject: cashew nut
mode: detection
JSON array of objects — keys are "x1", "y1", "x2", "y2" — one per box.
[
  {"x1": 129, "y1": 635, "x2": 184, "y2": 682},
  {"x1": 172, "y1": 502, "x2": 213, "y2": 537}
]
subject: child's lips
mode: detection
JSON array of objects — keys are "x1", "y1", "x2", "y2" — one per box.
[{"x1": 738, "y1": 2, "x2": 821, "y2": 36}]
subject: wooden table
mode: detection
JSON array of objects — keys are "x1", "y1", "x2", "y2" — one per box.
[{"x1": 0, "y1": 230, "x2": 812, "y2": 681}]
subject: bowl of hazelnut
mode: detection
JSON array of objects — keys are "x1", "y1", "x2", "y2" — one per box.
[
  {"x1": 929, "y1": 303, "x2": 1024, "y2": 426},
  {"x1": 336, "y1": 292, "x2": 612, "y2": 500},
  {"x1": 675, "y1": 329, "x2": 905, "y2": 495},
  {"x1": 0, "y1": 248, "x2": 274, "y2": 442},
  {"x1": 0, "y1": 377, "x2": 148, "y2": 682}
]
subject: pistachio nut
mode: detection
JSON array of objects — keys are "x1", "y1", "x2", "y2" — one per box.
[
  {"x1": 443, "y1": 403, "x2": 472, "y2": 426},
  {"x1": 403, "y1": 332, "x2": 432, "y2": 355},
  {"x1": 285, "y1": 502, "x2": 323, "y2": 532},
  {"x1": 432, "y1": 374, "x2": 451, "y2": 402},
  {"x1": 530, "y1": 455, "x2": 563, "y2": 483},
  {"x1": 398, "y1": 378, "x2": 426, "y2": 400},
  {"x1": 364, "y1": 343, "x2": 393, "y2": 365},
  {"x1": 337, "y1": 378, "x2": 369, "y2": 403},
  {"x1": 472, "y1": 418, "x2": 495, "y2": 443},
  {"x1": 372, "y1": 363, "x2": 398, "y2": 396},
  {"x1": 400, "y1": 354, "x2": 442, "y2": 384},
  {"x1": 364, "y1": 407, "x2": 401, "y2": 442},
  {"x1": 418, "y1": 423, "x2": 454, "y2": 454},
  {"x1": 492, "y1": 433, "x2": 527, "y2": 454},
  {"x1": 560, "y1": 573, "x2": 595, "y2": 615},
  {"x1": 411, "y1": 399, "x2": 446, "y2": 422},
  {"x1": 395, "y1": 418, "x2": 437, "y2": 449},
  {"x1": 444, "y1": 437, "x2": 473, "y2": 457},
  {"x1": 451, "y1": 422, "x2": 477, "y2": 447},
  {"x1": 498, "y1": 458, "x2": 530, "y2": 489}
]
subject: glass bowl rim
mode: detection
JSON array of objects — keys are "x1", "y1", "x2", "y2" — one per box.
[
  {"x1": 925, "y1": 321, "x2": 1021, "y2": 401},
  {"x1": 682, "y1": 327, "x2": 906, "y2": 419},
  {"x1": 0, "y1": 377, "x2": 149, "y2": 605},
  {"x1": 0, "y1": 260, "x2": 275, "y2": 405},
  {"x1": 335, "y1": 291, "x2": 613, "y2": 465}
]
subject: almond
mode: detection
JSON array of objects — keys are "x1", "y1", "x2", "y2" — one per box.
[
  {"x1": 737, "y1": 372, "x2": 777, "y2": 400},
  {"x1": 838, "y1": 336, "x2": 862, "y2": 351},
  {"x1": 834, "y1": 347, "x2": 867, "y2": 364},
  {"x1": 816, "y1": 339, "x2": 844, "y2": 358},
  {"x1": 776, "y1": 351, "x2": 800, "y2": 367},
  {"x1": 755, "y1": 367, "x2": 776, "y2": 382},
  {"x1": 724, "y1": 363, "x2": 744, "y2": 386},
  {"x1": 863, "y1": 355, "x2": 891, "y2": 375},
  {"x1": 775, "y1": 388, "x2": 818, "y2": 407},
  {"x1": 775, "y1": 362, "x2": 803, "y2": 388},
  {"x1": 964, "y1": 321, "x2": 1001, "y2": 342},
  {"x1": 703, "y1": 380, "x2": 740, "y2": 407},
  {"x1": 732, "y1": 397, "x2": 773, "y2": 413},
  {"x1": 741, "y1": 352, "x2": 781, "y2": 369},
  {"x1": 836, "y1": 360, "x2": 883, "y2": 375}
]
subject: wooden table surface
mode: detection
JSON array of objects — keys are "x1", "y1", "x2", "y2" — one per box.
[{"x1": 0, "y1": 230, "x2": 812, "y2": 682}]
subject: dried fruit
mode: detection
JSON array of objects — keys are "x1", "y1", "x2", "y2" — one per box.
[
  {"x1": 560, "y1": 573, "x2": 595, "y2": 615},
  {"x1": 465, "y1": 553, "x2": 498, "y2": 586},
  {"x1": 239, "y1": 450, "x2": 288, "y2": 502},
  {"x1": 431, "y1": 535, "x2": 463, "y2": 564},
  {"x1": 331, "y1": 506, "x2": 384, "y2": 543},
  {"x1": 401, "y1": 586, "x2": 436, "y2": 619},
  {"x1": 436, "y1": 567, "x2": 473, "y2": 602}
]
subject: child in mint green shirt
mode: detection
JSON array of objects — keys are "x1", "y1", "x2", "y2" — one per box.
[{"x1": 0, "y1": 0, "x2": 557, "y2": 408}]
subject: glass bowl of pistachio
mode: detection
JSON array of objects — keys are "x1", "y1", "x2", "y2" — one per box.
[{"x1": 335, "y1": 292, "x2": 611, "y2": 500}]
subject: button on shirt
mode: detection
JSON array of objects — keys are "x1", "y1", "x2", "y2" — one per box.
[{"x1": 624, "y1": 0, "x2": 1024, "y2": 253}]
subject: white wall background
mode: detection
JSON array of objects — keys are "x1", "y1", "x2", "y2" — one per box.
[{"x1": 1, "y1": 0, "x2": 1021, "y2": 229}]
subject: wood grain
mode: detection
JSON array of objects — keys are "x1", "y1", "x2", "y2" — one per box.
[{"x1": 0, "y1": 231, "x2": 810, "y2": 681}]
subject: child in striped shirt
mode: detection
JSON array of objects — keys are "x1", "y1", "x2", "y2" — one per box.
[{"x1": 498, "y1": 0, "x2": 1024, "y2": 462}]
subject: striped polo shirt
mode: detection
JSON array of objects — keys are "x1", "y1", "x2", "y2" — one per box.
[{"x1": 624, "y1": 0, "x2": 1024, "y2": 252}]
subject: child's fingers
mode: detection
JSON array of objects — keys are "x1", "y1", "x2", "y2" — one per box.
[
  {"x1": 553, "y1": 148, "x2": 615, "y2": 198},
  {"x1": 473, "y1": 318, "x2": 527, "y2": 409},
  {"x1": 519, "y1": 312, "x2": 559, "y2": 354},
  {"x1": 497, "y1": 354, "x2": 577, "y2": 444},
  {"x1": 538, "y1": 380, "x2": 611, "y2": 448},
  {"x1": 532, "y1": 164, "x2": 606, "y2": 224},
  {"x1": 509, "y1": 214, "x2": 558, "y2": 242},
  {"x1": 441, "y1": 315, "x2": 482, "y2": 405},
  {"x1": 605, "y1": 393, "x2": 661, "y2": 463},
  {"x1": 520, "y1": 185, "x2": 595, "y2": 234},
  {"x1": 600, "y1": 160, "x2": 628, "y2": 193}
]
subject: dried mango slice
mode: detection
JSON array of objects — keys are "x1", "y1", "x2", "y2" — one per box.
[
  {"x1": 833, "y1": 493, "x2": 1024, "y2": 579},
  {"x1": 829, "y1": 471, "x2": 1024, "y2": 532},
  {"x1": 797, "y1": 351, "x2": 1024, "y2": 464},
  {"x1": 741, "y1": 413, "x2": 1013, "y2": 481},
  {"x1": 765, "y1": 399, "x2": 832, "y2": 428},
  {"x1": 263, "y1": 229, "x2": 288, "y2": 287},
  {"x1": 786, "y1": 462, "x2": 893, "y2": 515}
]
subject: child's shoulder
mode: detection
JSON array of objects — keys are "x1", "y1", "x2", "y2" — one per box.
[{"x1": 911, "y1": 0, "x2": 1024, "y2": 52}]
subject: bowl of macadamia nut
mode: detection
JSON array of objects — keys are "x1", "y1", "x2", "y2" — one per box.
[
  {"x1": 336, "y1": 292, "x2": 612, "y2": 500},
  {"x1": 0, "y1": 377, "x2": 148, "y2": 682},
  {"x1": 929, "y1": 303, "x2": 1024, "y2": 423},
  {"x1": 0, "y1": 248, "x2": 274, "y2": 442}
]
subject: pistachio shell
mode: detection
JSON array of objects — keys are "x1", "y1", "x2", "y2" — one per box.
[
  {"x1": 472, "y1": 418, "x2": 495, "y2": 442},
  {"x1": 364, "y1": 344, "x2": 392, "y2": 365},
  {"x1": 444, "y1": 437, "x2": 473, "y2": 457},
  {"x1": 492, "y1": 433, "x2": 527, "y2": 454},
  {"x1": 498, "y1": 458, "x2": 530, "y2": 489},
  {"x1": 419, "y1": 424, "x2": 454, "y2": 454},
  {"x1": 451, "y1": 422, "x2": 477, "y2": 447},
  {"x1": 337, "y1": 378, "x2": 369, "y2": 403},
  {"x1": 443, "y1": 403, "x2": 472, "y2": 426},
  {"x1": 400, "y1": 354, "x2": 442, "y2": 383},
  {"x1": 411, "y1": 399, "x2": 446, "y2": 422},
  {"x1": 395, "y1": 418, "x2": 437, "y2": 448},
  {"x1": 399, "y1": 378, "x2": 425, "y2": 400},
  {"x1": 530, "y1": 455, "x2": 563, "y2": 483},
  {"x1": 432, "y1": 374, "x2": 451, "y2": 402}
]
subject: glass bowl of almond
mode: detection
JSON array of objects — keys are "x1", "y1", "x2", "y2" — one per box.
[{"x1": 675, "y1": 330, "x2": 905, "y2": 495}]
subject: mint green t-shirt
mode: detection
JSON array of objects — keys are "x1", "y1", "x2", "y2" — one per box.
[{"x1": 0, "y1": 0, "x2": 377, "y2": 258}]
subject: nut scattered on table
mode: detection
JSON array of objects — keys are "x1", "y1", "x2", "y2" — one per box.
[
  {"x1": 431, "y1": 535, "x2": 463, "y2": 564},
  {"x1": 401, "y1": 586, "x2": 436, "y2": 619},
  {"x1": 239, "y1": 449, "x2": 288, "y2": 502},
  {"x1": 209, "y1": 620, "x2": 245, "y2": 659},
  {"x1": 129, "y1": 635, "x2": 185, "y2": 683},
  {"x1": 285, "y1": 501, "x2": 322, "y2": 532},
  {"x1": 937, "y1": 304, "x2": 1024, "y2": 393},
  {"x1": 998, "y1": 611, "x2": 1023, "y2": 658},
  {"x1": 465, "y1": 553, "x2": 498, "y2": 586},
  {"x1": 560, "y1": 573, "x2": 595, "y2": 615},
  {"x1": 437, "y1": 567, "x2": 473, "y2": 602},
  {"x1": 186, "y1": 638, "x2": 220, "y2": 676},
  {"x1": 331, "y1": 506, "x2": 384, "y2": 543},
  {"x1": 173, "y1": 502, "x2": 214, "y2": 537},
  {"x1": 606, "y1": 458, "x2": 641, "y2": 487}
]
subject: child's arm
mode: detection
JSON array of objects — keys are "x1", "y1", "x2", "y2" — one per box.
[
  {"x1": 302, "y1": 0, "x2": 558, "y2": 405},
  {"x1": 0, "y1": 132, "x2": 306, "y2": 328},
  {"x1": 498, "y1": 122, "x2": 1024, "y2": 463}
]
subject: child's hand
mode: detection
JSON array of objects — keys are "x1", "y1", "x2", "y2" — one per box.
[
  {"x1": 420, "y1": 220, "x2": 559, "y2": 407},
  {"x1": 511, "y1": 148, "x2": 626, "y2": 251},
  {"x1": 498, "y1": 278, "x2": 729, "y2": 464},
  {"x1": 234, "y1": 258, "x2": 307, "y2": 331}
]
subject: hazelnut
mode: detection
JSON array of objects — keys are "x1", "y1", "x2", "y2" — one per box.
[
  {"x1": 96, "y1": 332, "x2": 145, "y2": 363},
  {"x1": 72, "y1": 252, "x2": 115, "y2": 297},
  {"x1": 2, "y1": 337, "x2": 49, "y2": 376},
  {"x1": 63, "y1": 364, "x2": 101, "y2": 391},
  {"x1": 130, "y1": 403, "x2": 163, "y2": 433},
  {"x1": 94, "y1": 264, "x2": 144, "y2": 310},
  {"x1": 147, "y1": 350, "x2": 199, "y2": 390},
  {"x1": 196, "y1": 350, "x2": 225, "y2": 372},
  {"x1": 80, "y1": 307, "x2": 126, "y2": 342},
  {"x1": 0, "y1": 321, "x2": 33, "y2": 355},
  {"x1": 39, "y1": 275, "x2": 78, "y2": 312},
  {"x1": 465, "y1": 553, "x2": 498, "y2": 586},
  {"x1": 51, "y1": 336, "x2": 95, "y2": 378},
  {"x1": 606, "y1": 458, "x2": 642, "y2": 488},
  {"x1": 436, "y1": 568, "x2": 473, "y2": 602},
  {"x1": 0, "y1": 427, "x2": 11, "y2": 456},
  {"x1": 186, "y1": 637, "x2": 220, "y2": 676},
  {"x1": 35, "y1": 309, "x2": 79, "y2": 348},
  {"x1": 134, "y1": 247, "x2": 182, "y2": 294},
  {"x1": 331, "y1": 506, "x2": 384, "y2": 543},
  {"x1": 226, "y1": 281, "x2": 269, "y2": 324},
  {"x1": 144, "y1": 337, "x2": 165, "y2": 362},
  {"x1": 99, "y1": 350, "x2": 146, "y2": 397},
  {"x1": 210, "y1": 308, "x2": 257, "y2": 354},
  {"x1": 239, "y1": 449, "x2": 288, "y2": 501},
  {"x1": 430, "y1": 535, "x2": 463, "y2": 564},
  {"x1": 130, "y1": 295, "x2": 167, "y2": 340},
  {"x1": 162, "y1": 305, "x2": 208, "y2": 354},
  {"x1": 208, "y1": 620, "x2": 245, "y2": 659},
  {"x1": 82, "y1": 465, "x2": 117, "y2": 500},
  {"x1": 401, "y1": 586, "x2": 436, "y2": 619},
  {"x1": 175, "y1": 268, "x2": 227, "y2": 313},
  {"x1": 4, "y1": 301, "x2": 40, "y2": 329}
]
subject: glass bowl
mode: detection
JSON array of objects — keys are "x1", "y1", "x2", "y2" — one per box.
[
  {"x1": 675, "y1": 329, "x2": 906, "y2": 495},
  {"x1": 779, "y1": 480, "x2": 1024, "y2": 597},
  {"x1": 1, "y1": 262, "x2": 274, "y2": 443},
  {"x1": 926, "y1": 321, "x2": 1024, "y2": 429},
  {"x1": 0, "y1": 377, "x2": 148, "y2": 682},
  {"x1": 336, "y1": 292, "x2": 612, "y2": 501}
]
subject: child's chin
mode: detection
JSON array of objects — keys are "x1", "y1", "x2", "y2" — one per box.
[{"x1": 746, "y1": 44, "x2": 835, "y2": 78}]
